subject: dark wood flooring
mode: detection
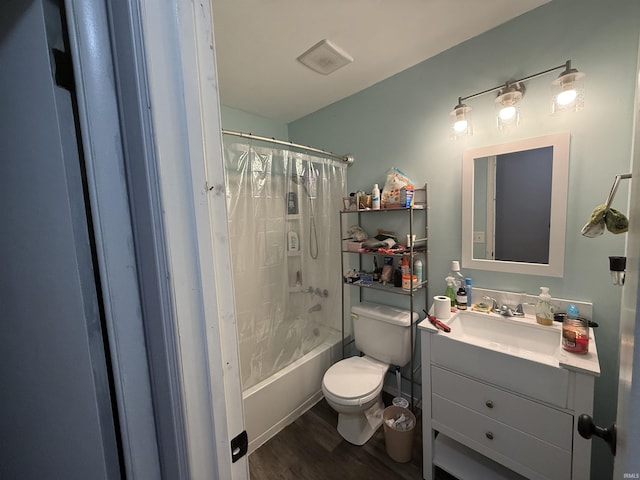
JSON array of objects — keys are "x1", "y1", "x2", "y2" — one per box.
[{"x1": 249, "y1": 395, "x2": 457, "y2": 480}]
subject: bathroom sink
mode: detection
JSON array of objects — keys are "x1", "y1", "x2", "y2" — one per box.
[{"x1": 443, "y1": 310, "x2": 562, "y2": 367}]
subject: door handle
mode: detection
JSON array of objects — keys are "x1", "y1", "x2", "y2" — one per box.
[{"x1": 577, "y1": 414, "x2": 616, "y2": 455}]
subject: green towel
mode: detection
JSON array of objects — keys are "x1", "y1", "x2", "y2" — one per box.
[
  {"x1": 581, "y1": 204, "x2": 629, "y2": 237},
  {"x1": 605, "y1": 207, "x2": 629, "y2": 234},
  {"x1": 581, "y1": 205, "x2": 606, "y2": 237}
]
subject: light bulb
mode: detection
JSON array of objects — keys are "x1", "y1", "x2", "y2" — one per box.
[
  {"x1": 453, "y1": 119, "x2": 468, "y2": 132},
  {"x1": 556, "y1": 88, "x2": 577, "y2": 106},
  {"x1": 499, "y1": 106, "x2": 517, "y2": 121}
]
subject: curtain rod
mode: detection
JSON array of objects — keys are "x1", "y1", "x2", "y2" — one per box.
[{"x1": 222, "y1": 129, "x2": 354, "y2": 165}]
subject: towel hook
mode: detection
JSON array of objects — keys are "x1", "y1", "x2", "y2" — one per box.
[{"x1": 604, "y1": 173, "x2": 632, "y2": 212}]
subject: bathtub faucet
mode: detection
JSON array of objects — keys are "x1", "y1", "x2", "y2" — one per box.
[{"x1": 308, "y1": 303, "x2": 322, "y2": 313}]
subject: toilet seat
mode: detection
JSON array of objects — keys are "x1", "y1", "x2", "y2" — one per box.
[{"x1": 322, "y1": 356, "x2": 387, "y2": 407}]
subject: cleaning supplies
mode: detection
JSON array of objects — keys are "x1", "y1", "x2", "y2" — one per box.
[
  {"x1": 448, "y1": 261, "x2": 465, "y2": 289},
  {"x1": 444, "y1": 278, "x2": 456, "y2": 306},
  {"x1": 535, "y1": 287, "x2": 554, "y2": 326},
  {"x1": 562, "y1": 304, "x2": 589, "y2": 354},
  {"x1": 372, "y1": 183, "x2": 381, "y2": 210}
]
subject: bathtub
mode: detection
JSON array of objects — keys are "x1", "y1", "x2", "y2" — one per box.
[{"x1": 243, "y1": 329, "x2": 342, "y2": 453}]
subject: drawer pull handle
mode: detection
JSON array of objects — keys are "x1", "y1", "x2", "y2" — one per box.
[
  {"x1": 485, "y1": 400, "x2": 494, "y2": 409},
  {"x1": 486, "y1": 432, "x2": 494, "y2": 440}
]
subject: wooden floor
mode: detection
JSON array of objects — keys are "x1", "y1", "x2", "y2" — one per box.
[{"x1": 249, "y1": 395, "x2": 457, "y2": 480}]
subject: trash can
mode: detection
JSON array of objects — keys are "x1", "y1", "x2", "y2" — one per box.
[{"x1": 383, "y1": 405, "x2": 416, "y2": 463}]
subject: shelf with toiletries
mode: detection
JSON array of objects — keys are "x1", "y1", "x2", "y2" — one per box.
[{"x1": 339, "y1": 184, "x2": 429, "y2": 411}]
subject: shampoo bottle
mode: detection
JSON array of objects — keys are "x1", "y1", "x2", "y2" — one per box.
[
  {"x1": 372, "y1": 183, "x2": 381, "y2": 210},
  {"x1": 535, "y1": 286, "x2": 554, "y2": 326}
]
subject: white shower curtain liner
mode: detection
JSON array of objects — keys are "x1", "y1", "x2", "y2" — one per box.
[{"x1": 223, "y1": 140, "x2": 346, "y2": 389}]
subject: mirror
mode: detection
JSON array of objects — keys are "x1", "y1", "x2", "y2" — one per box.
[{"x1": 462, "y1": 132, "x2": 570, "y2": 277}]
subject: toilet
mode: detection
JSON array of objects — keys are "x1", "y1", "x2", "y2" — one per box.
[{"x1": 322, "y1": 302, "x2": 417, "y2": 445}]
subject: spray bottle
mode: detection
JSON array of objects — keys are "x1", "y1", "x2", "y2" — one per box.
[
  {"x1": 444, "y1": 277, "x2": 456, "y2": 307},
  {"x1": 447, "y1": 261, "x2": 465, "y2": 289}
]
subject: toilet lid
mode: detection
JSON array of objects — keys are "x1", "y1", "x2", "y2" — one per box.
[{"x1": 322, "y1": 356, "x2": 385, "y2": 400}]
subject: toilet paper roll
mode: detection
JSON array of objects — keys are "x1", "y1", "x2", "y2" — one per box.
[{"x1": 434, "y1": 295, "x2": 452, "y2": 320}]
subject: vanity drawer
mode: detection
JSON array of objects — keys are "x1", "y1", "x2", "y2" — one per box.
[
  {"x1": 431, "y1": 334, "x2": 570, "y2": 408},
  {"x1": 432, "y1": 394, "x2": 572, "y2": 480},
  {"x1": 431, "y1": 366, "x2": 572, "y2": 450}
]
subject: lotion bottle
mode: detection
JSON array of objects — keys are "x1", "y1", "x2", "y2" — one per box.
[{"x1": 372, "y1": 183, "x2": 381, "y2": 210}]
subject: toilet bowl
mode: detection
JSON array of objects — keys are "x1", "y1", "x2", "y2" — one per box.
[
  {"x1": 322, "y1": 355, "x2": 388, "y2": 445},
  {"x1": 322, "y1": 302, "x2": 416, "y2": 445}
]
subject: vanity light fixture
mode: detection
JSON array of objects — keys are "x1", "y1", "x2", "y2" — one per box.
[
  {"x1": 551, "y1": 61, "x2": 585, "y2": 113},
  {"x1": 450, "y1": 60, "x2": 585, "y2": 137},
  {"x1": 450, "y1": 98, "x2": 473, "y2": 138},
  {"x1": 495, "y1": 82, "x2": 525, "y2": 130}
]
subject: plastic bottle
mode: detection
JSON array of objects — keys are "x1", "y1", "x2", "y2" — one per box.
[
  {"x1": 414, "y1": 258, "x2": 423, "y2": 285},
  {"x1": 535, "y1": 287, "x2": 554, "y2": 326},
  {"x1": 456, "y1": 287, "x2": 467, "y2": 310},
  {"x1": 401, "y1": 255, "x2": 410, "y2": 275},
  {"x1": 372, "y1": 183, "x2": 381, "y2": 210},
  {"x1": 287, "y1": 231, "x2": 300, "y2": 252},
  {"x1": 444, "y1": 278, "x2": 456, "y2": 306},
  {"x1": 562, "y1": 304, "x2": 589, "y2": 354},
  {"x1": 448, "y1": 261, "x2": 465, "y2": 290},
  {"x1": 465, "y1": 277, "x2": 472, "y2": 307}
]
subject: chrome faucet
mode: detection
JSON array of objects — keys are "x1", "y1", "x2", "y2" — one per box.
[{"x1": 483, "y1": 296, "x2": 525, "y2": 317}]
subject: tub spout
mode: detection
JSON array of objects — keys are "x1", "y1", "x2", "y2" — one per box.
[{"x1": 308, "y1": 303, "x2": 322, "y2": 313}]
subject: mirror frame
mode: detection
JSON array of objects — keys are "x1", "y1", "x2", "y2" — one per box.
[{"x1": 461, "y1": 132, "x2": 570, "y2": 277}]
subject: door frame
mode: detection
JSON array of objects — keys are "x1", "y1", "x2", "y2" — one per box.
[{"x1": 65, "y1": 0, "x2": 247, "y2": 478}]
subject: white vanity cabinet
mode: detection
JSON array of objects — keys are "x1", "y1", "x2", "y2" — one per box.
[{"x1": 419, "y1": 313, "x2": 600, "y2": 480}]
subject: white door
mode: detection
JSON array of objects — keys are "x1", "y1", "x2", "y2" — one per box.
[
  {"x1": 612, "y1": 49, "x2": 640, "y2": 479},
  {"x1": 0, "y1": 1, "x2": 122, "y2": 477}
]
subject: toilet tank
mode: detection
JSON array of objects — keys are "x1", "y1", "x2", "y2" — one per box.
[{"x1": 351, "y1": 302, "x2": 418, "y2": 366}]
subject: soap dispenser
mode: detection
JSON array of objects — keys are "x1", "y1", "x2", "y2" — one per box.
[{"x1": 535, "y1": 287, "x2": 554, "y2": 326}]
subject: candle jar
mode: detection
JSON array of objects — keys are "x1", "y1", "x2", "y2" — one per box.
[{"x1": 562, "y1": 304, "x2": 589, "y2": 354}]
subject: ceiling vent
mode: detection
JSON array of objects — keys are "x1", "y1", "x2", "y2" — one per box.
[{"x1": 297, "y1": 39, "x2": 354, "y2": 75}]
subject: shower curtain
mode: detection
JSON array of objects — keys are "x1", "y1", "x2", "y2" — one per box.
[{"x1": 223, "y1": 140, "x2": 346, "y2": 390}]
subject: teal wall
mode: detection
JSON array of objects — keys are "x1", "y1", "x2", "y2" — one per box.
[
  {"x1": 286, "y1": 1, "x2": 640, "y2": 478},
  {"x1": 220, "y1": 105, "x2": 289, "y2": 140}
]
